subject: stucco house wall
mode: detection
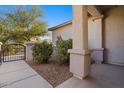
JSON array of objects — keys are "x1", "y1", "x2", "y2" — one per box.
[
  {"x1": 104, "y1": 6, "x2": 124, "y2": 65},
  {"x1": 52, "y1": 23, "x2": 73, "y2": 45},
  {"x1": 88, "y1": 18, "x2": 102, "y2": 49}
]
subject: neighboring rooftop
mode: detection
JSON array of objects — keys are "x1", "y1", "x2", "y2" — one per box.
[{"x1": 48, "y1": 20, "x2": 72, "y2": 31}]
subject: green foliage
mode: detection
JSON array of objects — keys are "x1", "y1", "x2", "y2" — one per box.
[
  {"x1": 56, "y1": 36, "x2": 72, "y2": 64},
  {"x1": 32, "y1": 41, "x2": 53, "y2": 63},
  {"x1": 0, "y1": 6, "x2": 47, "y2": 44},
  {"x1": 2, "y1": 44, "x2": 23, "y2": 56}
]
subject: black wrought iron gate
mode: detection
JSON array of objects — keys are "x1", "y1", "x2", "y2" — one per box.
[{"x1": 1, "y1": 44, "x2": 26, "y2": 62}]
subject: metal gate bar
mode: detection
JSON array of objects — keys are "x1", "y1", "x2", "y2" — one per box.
[{"x1": 2, "y1": 43, "x2": 26, "y2": 62}]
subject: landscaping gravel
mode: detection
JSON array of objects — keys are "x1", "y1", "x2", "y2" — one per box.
[{"x1": 26, "y1": 61, "x2": 73, "y2": 87}]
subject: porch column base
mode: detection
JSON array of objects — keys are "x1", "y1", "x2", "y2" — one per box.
[
  {"x1": 73, "y1": 74, "x2": 88, "y2": 80},
  {"x1": 68, "y1": 49, "x2": 91, "y2": 79}
]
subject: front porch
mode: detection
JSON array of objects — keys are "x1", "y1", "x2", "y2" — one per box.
[
  {"x1": 69, "y1": 5, "x2": 124, "y2": 80},
  {"x1": 57, "y1": 63, "x2": 124, "y2": 88}
]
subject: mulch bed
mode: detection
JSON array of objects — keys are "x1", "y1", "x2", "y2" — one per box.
[{"x1": 26, "y1": 60, "x2": 73, "y2": 87}]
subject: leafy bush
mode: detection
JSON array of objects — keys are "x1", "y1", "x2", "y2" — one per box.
[
  {"x1": 32, "y1": 41, "x2": 53, "y2": 63},
  {"x1": 2, "y1": 44, "x2": 21, "y2": 56},
  {"x1": 56, "y1": 36, "x2": 72, "y2": 64}
]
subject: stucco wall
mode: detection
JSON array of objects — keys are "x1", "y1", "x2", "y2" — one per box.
[
  {"x1": 52, "y1": 23, "x2": 73, "y2": 45},
  {"x1": 104, "y1": 6, "x2": 124, "y2": 66},
  {"x1": 88, "y1": 18, "x2": 102, "y2": 49}
]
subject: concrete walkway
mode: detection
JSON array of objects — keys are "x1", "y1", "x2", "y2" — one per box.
[
  {"x1": 57, "y1": 63, "x2": 124, "y2": 88},
  {"x1": 0, "y1": 60, "x2": 52, "y2": 88}
]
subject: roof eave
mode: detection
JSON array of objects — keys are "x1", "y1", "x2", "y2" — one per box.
[{"x1": 48, "y1": 20, "x2": 72, "y2": 31}]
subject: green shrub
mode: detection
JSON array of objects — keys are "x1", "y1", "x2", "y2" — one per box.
[
  {"x1": 2, "y1": 44, "x2": 21, "y2": 56},
  {"x1": 56, "y1": 36, "x2": 72, "y2": 64},
  {"x1": 32, "y1": 41, "x2": 53, "y2": 63}
]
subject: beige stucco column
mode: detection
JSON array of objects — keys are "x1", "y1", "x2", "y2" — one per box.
[
  {"x1": 90, "y1": 16, "x2": 104, "y2": 63},
  {"x1": 68, "y1": 5, "x2": 91, "y2": 79},
  {"x1": 25, "y1": 42, "x2": 34, "y2": 61}
]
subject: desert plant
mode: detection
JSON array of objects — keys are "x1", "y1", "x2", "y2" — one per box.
[
  {"x1": 0, "y1": 6, "x2": 47, "y2": 44},
  {"x1": 32, "y1": 41, "x2": 53, "y2": 63},
  {"x1": 56, "y1": 36, "x2": 72, "y2": 64}
]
